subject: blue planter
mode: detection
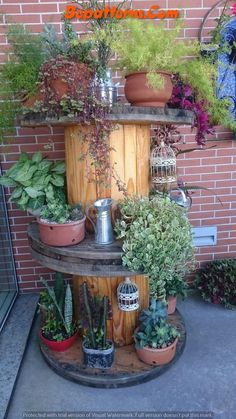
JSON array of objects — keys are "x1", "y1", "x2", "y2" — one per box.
[{"x1": 82, "y1": 341, "x2": 114, "y2": 369}]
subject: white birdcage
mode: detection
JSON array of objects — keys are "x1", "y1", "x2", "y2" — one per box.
[
  {"x1": 150, "y1": 140, "x2": 177, "y2": 186},
  {"x1": 117, "y1": 277, "x2": 139, "y2": 312}
]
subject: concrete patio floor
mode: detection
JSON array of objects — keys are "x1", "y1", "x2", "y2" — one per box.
[{"x1": 6, "y1": 293, "x2": 236, "y2": 419}]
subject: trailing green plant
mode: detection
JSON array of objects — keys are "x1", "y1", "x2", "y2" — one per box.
[
  {"x1": 115, "y1": 195, "x2": 195, "y2": 300},
  {"x1": 79, "y1": 282, "x2": 112, "y2": 350},
  {"x1": 134, "y1": 299, "x2": 180, "y2": 349},
  {"x1": 40, "y1": 276, "x2": 77, "y2": 340},
  {"x1": 40, "y1": 201, "x2": 84, "y2": 224},
  {"x1": 0, "y1": 152, "x2": 66, "y2": 212},
  {"x1": 195, "y1": 259, "x2": 236, "y2": 309}
]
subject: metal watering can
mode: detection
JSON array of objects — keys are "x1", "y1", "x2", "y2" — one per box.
[
  {"x1": 169, "y1": 188, "x2": 192, "y2": 211},
  {"x1": 86, "y1": 198, "x2": 114, "y2": 245}
]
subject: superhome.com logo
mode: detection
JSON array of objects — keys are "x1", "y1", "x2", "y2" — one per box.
[{"x1": 65, "y1": 5, "x2": 179, "y2": 20}]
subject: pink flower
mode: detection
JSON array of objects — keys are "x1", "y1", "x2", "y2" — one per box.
[{"x1": 232, "y1": 3, "x2": 236, "y2": 15}]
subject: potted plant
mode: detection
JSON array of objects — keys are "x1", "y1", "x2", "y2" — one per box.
[
  {"x1": 39, "y1": 276, "x2": 79, "y2": 352},
  {"x1": 38, "y1": 200, "x2": 86, "y2": 246},
  {"x1": 134, "y1": 299, "x2": 180, "y2": 366},
  {"x1": 115, "y1": 195, "x2": 195, "y2": 303},
  {"x1": 111, "y1": 19, "x2": 201, "y2": 107},
  {"x1": 79, "y1": 282, "x2": 114, "y2": 369},
  {"x1": 195, "y1": 259, "x2": 236, "y2": 309},
  {"x1": 165, "y1": 274, "x2": 188, "y2": 315},
  {"x1": 0, "y1": 19, "x2": 96, "y2": 140},
  {"x1": 0, "y1": 152, "x2": 66, "y2": 214}
]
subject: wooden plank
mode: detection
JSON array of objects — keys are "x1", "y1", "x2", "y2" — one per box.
[
  {"x1": 19, "y1": 106, "x2": 194, "y2": 127},
  {"x1": 136, "y1": 125, "x2": 150, "y2": 196},
  {"x1": 124, "y1": 125, "x2": 137, "y2": 196},
  {"x1": 39, "y1": 308, "x2": 186, "y2": 387},
  {"x1": 110, "y1": 125, "x2": 125, "y2": 201},
  {"x1": 64, "y1": 126, "x2": 97, "y2": 208}
]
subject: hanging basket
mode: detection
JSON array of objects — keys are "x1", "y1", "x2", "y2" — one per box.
[
  {"x1": 150, "y1": 140, "x2": 177, "y2": 186},
  {"x1": 117, "y1": 278, "x2": 139, "y2": 312}
]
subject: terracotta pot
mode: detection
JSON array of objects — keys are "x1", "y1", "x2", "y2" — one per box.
[
  {"x1": 136, "y1": 338, "x2": 178, "y2": 366},
  {"x1": 37, "y1": 216, "x2": 86, "y2": 247},
  {"x1": 167, "y1": 296, "x2": 177, "y2": 315},
  {"x1": 46, "y1": 62, "x2": 93, "y2": 100},
  {"x1": 21, "y1": 91, "x2": 43, "y2": 108},
  {"x1": 124, "y1": 71, "x2": 173, "y2": 107},
  {"x1": 40, "y1": 330, "x2": 79, "y2": 352}
]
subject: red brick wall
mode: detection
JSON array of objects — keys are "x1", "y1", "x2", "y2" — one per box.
[{"x1": 0, "y1": 0, "x2": 235, "y2": 292}]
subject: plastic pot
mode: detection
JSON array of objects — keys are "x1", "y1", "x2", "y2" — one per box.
[
  {"x1": 124, "y1": 71, "x2": 173, "y2": 107},
  {"x1": 40, "y1": 330, "x2": 79, "y2": 352},
  {"x1": 37, "y1": 216, "x2": 86, "y2": 247},
  {"x1": 135, "y1": 338, "x2": 178, "y2": 366},
  {"x1": 82, "y1": 341, "x2": 114, "y2": 369}
]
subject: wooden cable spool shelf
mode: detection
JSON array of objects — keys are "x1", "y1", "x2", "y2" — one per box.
[{"x1": 21, "y1": 105, "x2": 193, "y2": 385}]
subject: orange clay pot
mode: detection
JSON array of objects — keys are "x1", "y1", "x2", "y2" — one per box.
[
  {"x1": 37, "y1": 216, "x2": 86, "y2": 247},
  {"x1": 167, "y1": 296, "x2": 177, "y2": 315},
  {"x1": 124, "y1": 71, "x2": 173, "y2": 107},
  {"x1": 136, "y1": 338, "x2": 178, "y2": 366}
]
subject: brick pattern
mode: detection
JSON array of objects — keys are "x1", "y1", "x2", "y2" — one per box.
[{"x1": 0, "y1": 0, "x2": 236, "y2": 292}]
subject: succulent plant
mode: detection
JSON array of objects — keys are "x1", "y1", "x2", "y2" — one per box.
[{"x1": 134, "y1": 299, "x2": 180, "y2": 349}]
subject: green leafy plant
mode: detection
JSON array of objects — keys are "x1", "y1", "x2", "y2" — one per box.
[
  {"x1": 134, "y1": 299, "x2": 180, "y2": 349},
  {"x1": 0, "y1": 152, "x2": 66, "y2": 212},
  {"x1": 165, "y1": 274, "x2": 188, "y2": 299},
  {"x1": 115, "y1": 195, "x2": 195, "y2": 300},
  {"x1": 40, "y1": 276, "x2": 77, "y2": 341},
  {"x1": 0, "y1": 25, "x2": 45, "y2": 141},
  {"x1": 195, "y1": 259, "x2": 236, "y2": 309},
  {"x1": 79, "y1": 282, "x2": 112, "y2": 350},
  {"x1": 40, "y1": 201, "x2": 84, "y2": 224}
]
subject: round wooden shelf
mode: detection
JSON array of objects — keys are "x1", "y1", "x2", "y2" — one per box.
[
  {"x1": 28, "y1": 222, "x2": 141, "y2": 277},
  {"x1": 20, "y1": 105, "x2": 194, "y2": 127},
  {"x1": 39, "y1": 309, "x2": 186, "y2": 388}
]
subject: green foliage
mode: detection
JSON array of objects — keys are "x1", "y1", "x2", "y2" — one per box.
[
  {"x1": 40, "y1": 201, "x2": 84, "y2": 224},
  {"x1": 0, "y1": 25, "x2": 45, "y2": 141},
  {"x1": 112, "y1": 19, "x2": 236, "y2": 130},
  {"x1": 0, "y1": 152, "x2": 66, "y2": 212},
  {"x1": 40, "y1": 276, "x2": 76, "y2": 340},
  {"x1": 134, "y1": 299, "x2": 180, "y2": 349},
  {"x1": 115, "y1": 195, "x2": 195, "y2": 299},
  {"x1": 112, "y1": 19, "x2": 199, "y2": 89},
  {"x1": 42, "y1": 20, "x2": 95, "y2": 67},
  {"x1": 64, "y1": 283, "x2": 73, "y2": 333},
  {"x1": 72, "y1": 0, "x2": 129, "y2": 79},
  {"x1": 195, "y1": 259, "x2": 236, "y2": 309},
  {"x1": 79, "y1": 282, "x2": 112, "y2": 350},
  {"x1": 165, "y1": 274, "x2": 188, "y2": 299}
]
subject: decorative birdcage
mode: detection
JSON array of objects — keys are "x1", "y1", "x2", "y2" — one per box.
[
  {"x1": 150, "y1": 140, "x2": 177, "y2": 187},
  {"x1": 117, "y1": 277, "x2": 139, "y2": 312}
]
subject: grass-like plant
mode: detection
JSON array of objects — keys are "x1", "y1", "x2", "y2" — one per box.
[
  {"x1": 112, "y1": 19, "x2": 199, "y2": 89},
  {"x1": 112, "y1": 19, "x2": 236, "y2": 130}
]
